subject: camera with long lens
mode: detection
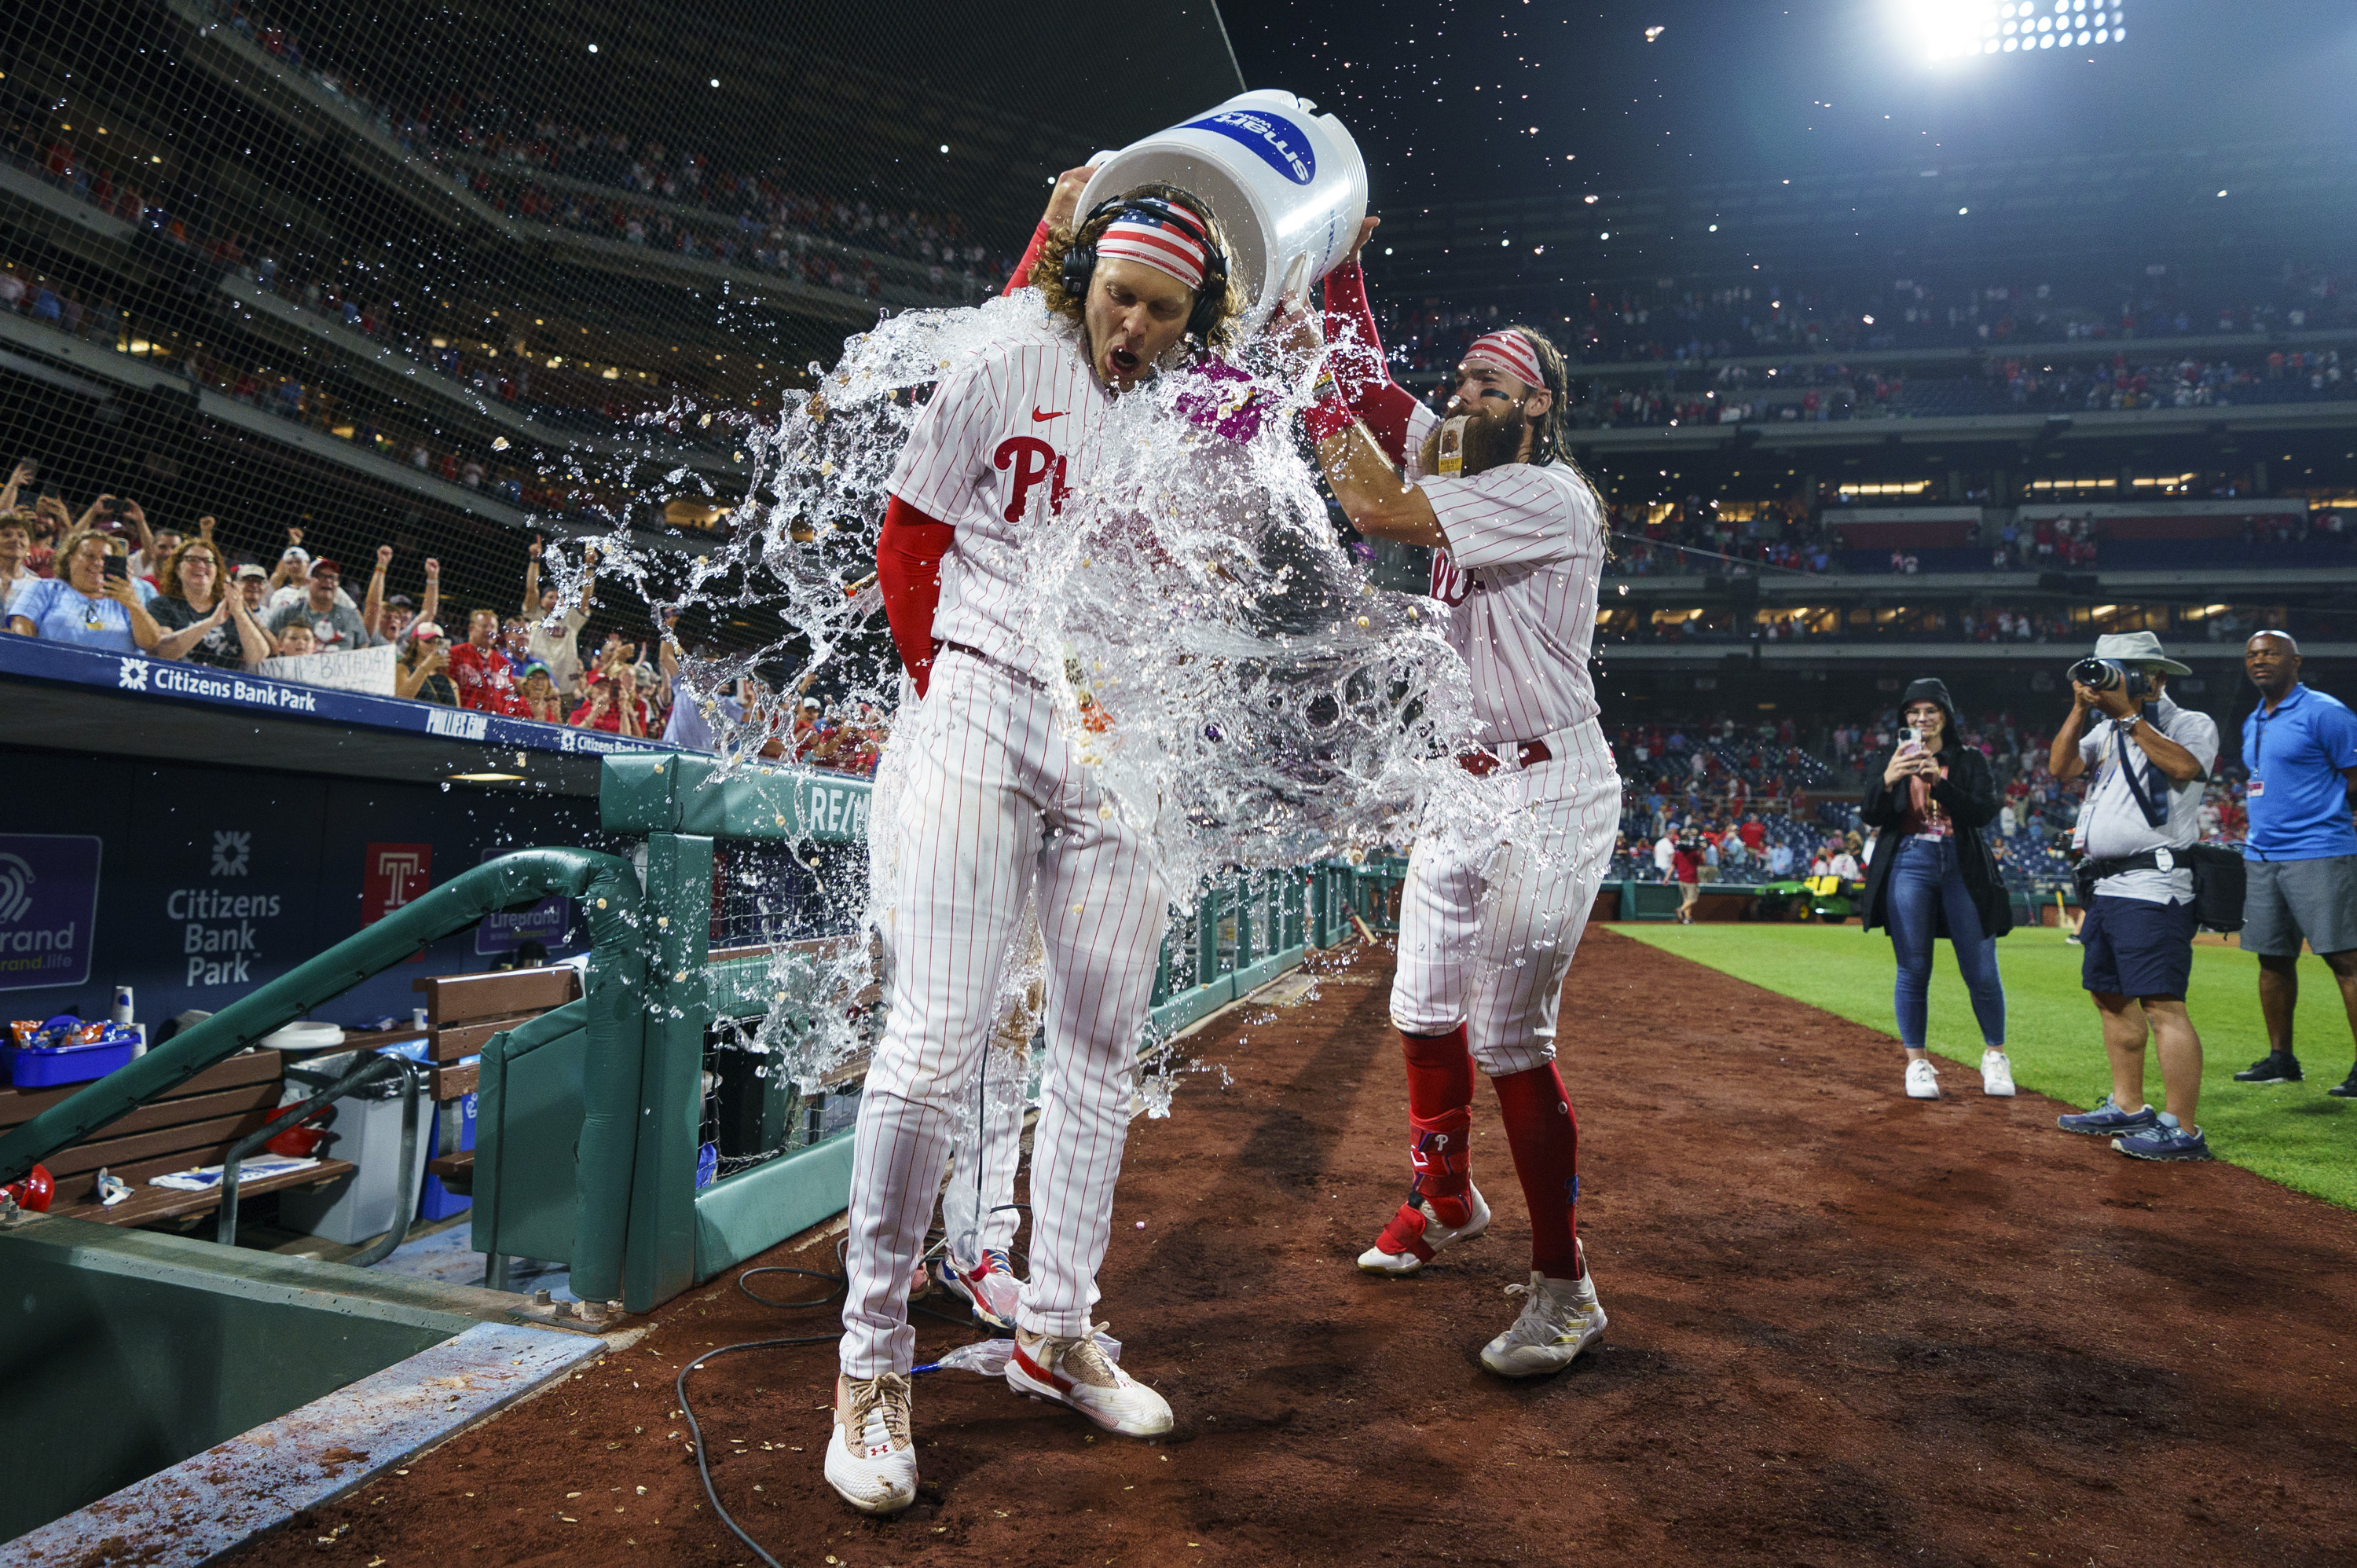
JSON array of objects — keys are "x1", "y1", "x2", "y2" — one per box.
[{"x1": 2068, "y1": 656, "x2": 2150, "y2": 700}]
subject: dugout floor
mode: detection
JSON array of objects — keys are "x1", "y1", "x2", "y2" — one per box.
[{"x1": 226, "y1": 928, "x2": 2357, "y2": 1567}]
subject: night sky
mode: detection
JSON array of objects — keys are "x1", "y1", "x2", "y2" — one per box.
[{"x1": 1227, "y1": 2, "x2": 2357, "y2": 207}]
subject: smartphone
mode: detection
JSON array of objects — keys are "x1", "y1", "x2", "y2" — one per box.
[
  {"x1": 1901, "y1": 727, "x2": 1920, "y2": 747},
  {"x1": 102, "y1": 556, "x2": 129, "y2": 581}
]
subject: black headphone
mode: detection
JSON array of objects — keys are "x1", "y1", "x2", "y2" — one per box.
[{"x1": 1060, "y1": 194, "x2": 1230, "y2": 344}]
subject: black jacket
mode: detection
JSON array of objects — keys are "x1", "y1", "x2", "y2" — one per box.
[{"x1": 1858, "y1": 742, "x2": 2015, "y2": 940}]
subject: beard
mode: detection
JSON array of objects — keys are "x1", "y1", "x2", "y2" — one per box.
[{"x1": 1417, "y1": 399, "x2": 1527, "y2": 478}]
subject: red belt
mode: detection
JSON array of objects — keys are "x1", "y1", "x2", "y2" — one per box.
[{"x1": 1457, "y1": 738, "x2": 1553, "y2": 777}]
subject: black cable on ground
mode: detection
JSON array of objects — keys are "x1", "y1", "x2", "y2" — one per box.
[{"x1": 673, "y1": 1222, "x2": 1028, "y2": 1564}]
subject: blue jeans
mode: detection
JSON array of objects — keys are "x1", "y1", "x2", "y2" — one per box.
[{"x1": 1885, "y1": 836, "x2": 2007, "y2": 1050}]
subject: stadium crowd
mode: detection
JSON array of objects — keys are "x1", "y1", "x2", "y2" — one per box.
[
  {"x1": 0, "y1": 467, "x2": 884, "y2": 774},
  {"x1": 1376, "y1": 265, "x2": 2357, "y2": 371},
  {"x1": 187, "y1": 0, "x2": 1017, "y2": 305},
  {"x1": 1531, "y1": 351, "x2": 2357, "y2": 434},
  {"x1": 1599, "y1": 701, "x2": 2256, "y2": 907},
  {"x1": 0, "y1": 240, "x2": 689, "y2": 542}
]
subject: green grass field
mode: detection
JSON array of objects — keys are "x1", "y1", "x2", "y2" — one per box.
[{"x1": 1615, "y1": 921, "x2": 2357, "y2": 1210}]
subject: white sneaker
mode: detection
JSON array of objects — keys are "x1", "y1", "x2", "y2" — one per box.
[
  {"x1": 1904, "y1": 1059, "x2": 1942, "y2": 1100},
  {"x1": 939, "y1": 1247, "x2": 1022, "y2": 1331},
  {"x1": 1356, "y1": 1183, "x2": 1493, "y2": 1275},
  {"x1": 1981, "y1": 1050, "x2": 2017, "y2": 1097},
  {"x1": 823, "y1": 1372, "x2": 918, "y2": 1515},
  {"x1": 1480, "y1": 1267, "x2": 1608, "y2": 1378},
  {"x1": 1006, "y1": 1323, "x2": 1172, "y2": 1436}
]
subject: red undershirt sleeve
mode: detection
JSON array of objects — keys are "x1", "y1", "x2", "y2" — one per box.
[
  {"x1": 877, "y1": 496, "x2": 955, "y2": 698},
  {"x1": 1004, "y1": 219, "x2": 1051, "y2": 295},
  {"x1": 1322, "y1": 260, "x2": 1420, "y2": 466}
]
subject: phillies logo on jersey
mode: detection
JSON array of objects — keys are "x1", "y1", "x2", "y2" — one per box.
[
  {"x1": 1430, "y1": 551, "x2": 1472, "y2": 606},
  {"x1": 994, "y1": 435, "x2": 1070, "y2": 522}
]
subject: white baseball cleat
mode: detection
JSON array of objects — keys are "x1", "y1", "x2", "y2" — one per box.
[
  {"x1": 1480, "y1": 1268, "x2": 1608, "y2": 1378},
  {"x1": 1006, "y1": 1323, "x2": 1172, "y2": 1437},
  {"x1": 1904, "y1": 1059, "x2": 1942, "y2": 1100},
  {"x1": 824, "y1": 1372, "x2": 918, "y2": 1515},
  {"x1": 939, "y1": 1247, "x2": 1022, "y2": 1331},
  {"x1": 1357, "y1": 1183, "x2": 1492, "y2": 1276},
  {"x1": 1981, "y1": 1050, "x2": 2017, "y2": 1097}
]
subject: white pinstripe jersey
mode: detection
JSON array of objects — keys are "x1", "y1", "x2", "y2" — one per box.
[
  {"x1": 1400, "y1": 402, "x2": 1606, "y2": 748},
  {"x1": 888, "y1": 312, "x2": 1111, "y2": 684}
]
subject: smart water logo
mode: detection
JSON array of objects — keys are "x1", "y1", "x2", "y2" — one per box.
[
  {"x1": 1185, "y1": 109, "x2": 1316, "y2": 185},
  {"x1": 0, "y1": 834, "x2": 101, "y2": 992}
]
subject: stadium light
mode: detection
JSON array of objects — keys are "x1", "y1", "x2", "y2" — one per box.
[{"x1": 1904, "y1": 2, "x2": 2126, "y2": 63}]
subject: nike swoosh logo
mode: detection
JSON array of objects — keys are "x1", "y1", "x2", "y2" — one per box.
[{"x1": 1032, "y1": 407, "x2": 1067, "y2": 422}]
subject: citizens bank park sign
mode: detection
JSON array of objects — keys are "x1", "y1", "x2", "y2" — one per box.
[{"x1": 0, "y1": 637, "x2": 673, "y2": 758}]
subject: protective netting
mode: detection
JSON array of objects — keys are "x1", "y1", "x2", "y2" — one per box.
[
  {"x1": 13, "y1": 2, "x2": 1541, "y2": 1177},
  {"x1": 1, "y1": 0, "x2": 1236, "y2": 687}
]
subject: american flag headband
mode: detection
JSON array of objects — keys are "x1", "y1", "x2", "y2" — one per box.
[
  {"x1": 1461, "y1": 330, "x2": 1547, "y2": 393},
  {"x1": 1093, "y1": 200, "x2": 1218, "y2": 292}
]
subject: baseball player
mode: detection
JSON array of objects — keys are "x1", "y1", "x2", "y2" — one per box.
[
  {"x1": 826, "y1": 175, "x2": 1250, "y2": 1515},
  {"x1": 866, "y1": 711, "x2": 1036, "y2": 1334},
  {"x1": 1288, "y1": 219, "x2": 1621, "y2": 1377}
]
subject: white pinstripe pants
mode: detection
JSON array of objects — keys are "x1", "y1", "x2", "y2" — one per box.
[
  {"x1": 1390, "y1": 720, "x2": 1622, "y2": 1075},
  {"x1": 841, "y1": 650, "x2": 1168, "y2": 1376},
  {"x1": 866, "y1": 698, "x2": 1035, "y2": 1270}
]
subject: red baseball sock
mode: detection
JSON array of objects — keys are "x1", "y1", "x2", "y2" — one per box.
[
  {"x1": 1492, "y1": 1061, "x2": 1583, "y2": 1280},
  {"x1": 1399, "y1": 1027, "x2": 1475, "y2": 1227}
]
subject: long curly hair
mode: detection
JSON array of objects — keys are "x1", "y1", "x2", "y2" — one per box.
[
  {"x1": 1030, "y1": 184, "x2": 1250, "y2": 353},
  {"x1": 156, "y1": 536, "x2": 226, "y2": 602},
  {"x1": 1492, "y1": 324, "x2": 1572, "y2": 468}
]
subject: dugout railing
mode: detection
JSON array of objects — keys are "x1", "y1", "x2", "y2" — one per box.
[{"x1": 0, "y1": 751, "x2": 1394, "y2": 1317}]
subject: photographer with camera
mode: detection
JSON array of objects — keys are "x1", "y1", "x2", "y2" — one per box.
[
  {"x1": 1859, "y1": 678, "x2": 2014, "y2": 1100},
  {"x1": 2231, "y1": 632, "x2": 2357, "y2": 1096},
  {"x1": 2048, "y1": 632, "x2": 2220, "y2": 1161}
]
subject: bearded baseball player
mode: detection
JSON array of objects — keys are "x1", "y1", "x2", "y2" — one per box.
[
  {"x1": 1292, "y1": 218, "x2": 1621, "y2": 1377},
  {"x1": 826, "y1": 176, "x2": 1249, "y2": 1515}
]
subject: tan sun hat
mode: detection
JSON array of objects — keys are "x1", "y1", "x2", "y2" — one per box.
[{"x1": 2091, "y1": 630, "x2": 2191, "y2": 676}]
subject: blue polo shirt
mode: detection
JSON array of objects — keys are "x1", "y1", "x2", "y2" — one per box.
[{"x1": 2242, "y1": 683, "x2": 2357, "y2": 860}]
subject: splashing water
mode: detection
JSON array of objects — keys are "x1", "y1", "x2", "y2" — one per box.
[{"x1": 573, "y1": 288, "x2": 1507, "y2": 1109}]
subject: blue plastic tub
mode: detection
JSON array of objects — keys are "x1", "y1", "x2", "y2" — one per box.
[{"x1": 4, "y1": 1039, "x2": 138, "y2": 1088}]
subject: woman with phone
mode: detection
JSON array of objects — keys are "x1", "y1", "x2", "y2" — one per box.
[
  {"x1": 1858, "y1": 677, "x2": 2016, "y2": 1100},
  {"x1": 5, "y1": 526, "x2": 164, "y2": 654},
  {"x1": 395, "y1": 622, "x2": 459, "y2": 705}
]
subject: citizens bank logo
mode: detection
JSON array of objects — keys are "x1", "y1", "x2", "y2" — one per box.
[
  {"x1": 117, "y1": 657, "x2": 150, "y2": 692},
  {"x1": 0, "y1": 853, "x2": 32, "y2": 924},
  {"x1": 211, "y1": 830, "x2": 251, "y2": 877},
  {"x1": 1184, "y1": 109, "x2": 1315, "y2": 185}
]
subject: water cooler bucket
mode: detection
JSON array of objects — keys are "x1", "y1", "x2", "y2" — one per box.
[{"x1": 1076, "y1": 90, "x2": 1367, "y2": 324}]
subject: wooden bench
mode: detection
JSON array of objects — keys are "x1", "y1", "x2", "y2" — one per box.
[
  {"x1": 409, "y1": 965, "x2": 584, "y2": 1196},
  {"x1": 2, "y1": 1050, "x2": 356, "y2": 1226}
]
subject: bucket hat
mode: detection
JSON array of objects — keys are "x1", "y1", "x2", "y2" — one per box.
[{"x1": 2092, "y1": 630, "x2": 2191, "y2": 675}]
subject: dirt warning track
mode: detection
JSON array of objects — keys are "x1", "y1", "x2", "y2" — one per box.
[{"x1": 231, "y1": 928, "x2": 2357, "y2": 1567}]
